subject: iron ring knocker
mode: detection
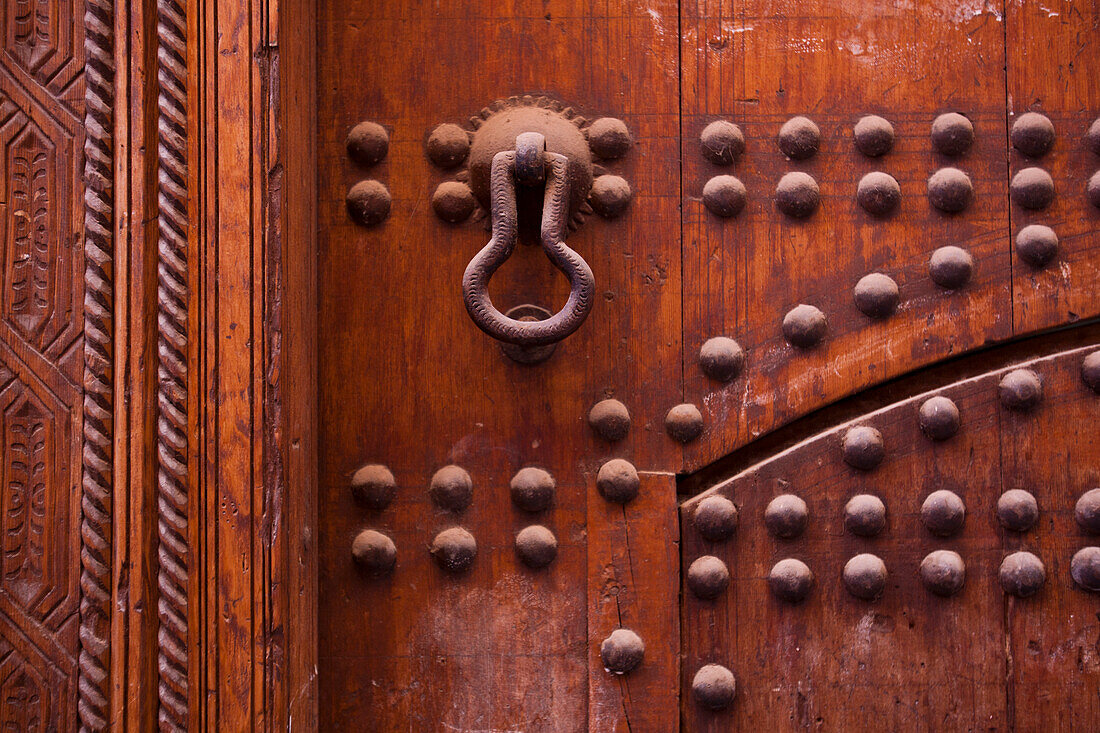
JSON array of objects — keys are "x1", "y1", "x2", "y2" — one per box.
[{"x1": 461, "y1": 132, "x2": 596, "y2": 348}]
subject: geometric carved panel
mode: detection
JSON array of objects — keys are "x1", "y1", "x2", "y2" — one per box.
[{"x1": 2, "y1": 0, "x2": 83, "y2": 101}]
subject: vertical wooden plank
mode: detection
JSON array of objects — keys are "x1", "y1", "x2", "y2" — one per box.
[{"x1": 679, "y1": 0, "x2": 1012, "y2": 469}]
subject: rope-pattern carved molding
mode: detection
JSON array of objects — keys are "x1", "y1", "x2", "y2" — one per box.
[
  {"x1": 79, "y1": 0, "x2": 116, "y2": 729},
  {"x1": 155, "y1": 0, "x2": 190, "y2": 727}
]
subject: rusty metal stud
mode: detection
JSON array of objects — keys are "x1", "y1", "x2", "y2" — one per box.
[
  {"x1": 918, "y1": 395, "x2": 960, "y2": 441},
  {"x1": 997, "y1": 489, "x2": 1039, "y2": 532},
  {"x1": 1015, "y1": 224, "x2": 1059, "y2": 268},
  {"x1": 920, "y1": 550, "x2": 965, "y2": 597},
  {"x1": 693, "y1": 495, "x2": 739, "y2": 542},
  {"x1": 857, "y1": 172, "x2": 901, "y2": 216},
  {"x1": 843, "y1": 553, "x2": 887, "y2": 601},
  {"x1": 1088, "y1": 118, "x2": 1100, "y2": 155},
  {"x1": 782, "y1": 304, "x2": 827, "y2": 348},
  {"x1": 929, "y1": 245, "x2": 973, "y2": 290},
  {"x1": 1075, "y1": 488, "x2": 1100, "y2": 534},
  {"x1": 853, "y1": 115, "x2": 895, "y2": 157},
  {"x1": 687, "y1": 555, "x2": 731, "y2": 600},
  {"x1": 431, "y1": 181, "x2": 477, "y2": 223},
  {"x1": 778, "y1": 116, "x2": 820, "y2": 160},
  {"x1": 764, "y1": 494, "x2": 808, "y2": 539},
  {"x1": 1082, "y1": 351, "x2": 1100, "y2": 393},
  {"x1": 1071, "y1": 547, "x2": 1100, "y2": 592},
  {"x1": 429, "y1": 465, "x2": 473, "y2": 513},
  {"x1": 921, "y1": 489, "x2": 966, "y2": 537},
  {"x1": 775, "y1": 171, "x2": 820, "y2": 218},
  {"x1": 350, "y1": 463, "x2": 397, "y2": 510},
  {"x1": 692, "y1": 664, "x2": 737, "y2": 711},
  {"x1": 589, "y1": 174, "x2": 632, "y2": 219},
  {"x1": 587, "y1": 398, "x2": 631, "y2": 442},
  {"x1": 596, "y1": 458, "x2": 640, "y2": 505},
  {"x1": 498, "y1": 305, "x2": 558, "y2": 365},
  {"x1": 999, "y1": 368, "x2": 1042, "y2": 411},
  {"x1": 426, "y1": 123, "x2": 471, "y2": 169},
  {"x1": 515, "y1": 525, "x2": 558, "y2": 569},
  {"x1": 351, "y1": 529, "x2": 397, "y2": 576},
  {"x1": 1088, "y1": 171, "x2": 1100, "y2": 209},
  {"x1": 927, "y1": 167, "x2": 973, "y2": 212},
  {"x1": 768, "y1": 558, "x2": 814, "y2": 603},
  {"x1": 930, "y1": 113, "x2": 974, "y2": 156},
  {"x1": 346, "y1": 121, "x2": 389, "y2": 166},
  {"x1": 587, "y1": 117, "x2": 632, "y2": 160},
  {"x1": 1011, "y1": 112, "x2": 1055, "y2": 158},
  {"x1": 999, "y1": 551, "x2": 1045, "y2": 597},
  {"x1": 699, "y1": 336, "x2": 745, "y2": 382},
  {"x1": 346, "y1": 180, "x2": 392, "y2": 227},
  {"x1": 700, "y1": 120, "x2": 745, "y2": 165},
  {"x1": 843, "y1": 426, "x2": 885, "y2": 471},
  {"x1": 853, "y1": 273, "x2": 899, "y2": 319},
  {"x1": 1011, "y1": 167, "x2": 1055, "y2": 210},
  {"x1": 666, "y1": 403, "x2": 704, "y2": 443},
  {"x1": 600, "y1": 628, "x2": 644, "y2": 674},
  {"x1": 430, "y1": 527, "x2": 478, "y2": 573},
  {"x1": 703, "y1": 175, "x2": 747, "y2": 218},
  {"x1": 510, "y1": 467, "x2": 555, "y2": 513},
  {"x1": 844, "y1": 494, "x2": 886, "y2": 537}
]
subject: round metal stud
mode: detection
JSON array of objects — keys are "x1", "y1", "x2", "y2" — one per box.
[
  {"x1": 665, "y1": 403, "x2": 704, "y2": 443},
  {"x1": 702, "y1": 175, "x2": 747, "y2": 218},
  {"x1": 999, "y1": 368, "x2": 1042, "y2": 411},
  {"x1": 853, "y1": 115, "x2": 895, "y2": 157},
  {"x1": 589, "y1": 174, "x2": 632, "y2": 219},
  {"x1": 764, "y1": 494, "x2": 808, "y2": 539},
  {"x1": 430, "y1": 527, "x2": 477, "y2": 573},
  {"x1": 1015, "y1": 224, "x2": 1058, "y2": 268},
  {"x1": 1011, "y1": 112, "x2": 1055, "y2": 158},
  {"x1": 775, "y1": 171, "x2": 820, "y2": 218},
  {"x1": 931, "y1": 113, "x2": 974, "y2": 156},
  {"x1": 921, "y1": 489, "x2": 966, "y2": 537},
  {"x1": 699, "y1": 336, "x2": 745, "y2": 382},
  {"x1": 346, "y1": 121, "x2": 389, "y2": 166},
  {"x1": 431, "y1": 181, "x2": 477, "y2": 223},
  {"x1": 351, "y1": 529, "x2": 397, "y2": 576},
  {"x1": 515, "y1": 525, "x2": 558, "y2": 569},
  {"x1": 692, "y1": 664, "x2": 737, "y2": 711},
  {"x1": 929, "y1": 245, "x2": 974, "y2": 289},
  {"x1": 1075, "y1": 488, "x2": 1100, "y2": 534},
  {"x1": 700, "y1": 120, "x2": 745, "y2": 165},
  {"x1": 842, "y1": 426, "x2": 885, "y2": 471},
  {"x1": 510, "y1": 467, "x2": 555, "y2": 513},
  {"x1": 927, "y1": 167, "x2": 973, "y2": 212},
  {"x1": 426, "y1": 123, "x2": 471, "y2": 169},
  {"x1": 920, "y1": 550, "x2": 965, "y2": 597},
  {"x1": 1010, "y1": 167, "x2": 1055, "y2": 210},
  {"x1": 996, "y1": 489, "x2": 1039, "y2": 532},
  {"x1": 844, "y1": 494, "x2": 886, "y2": 537},
  {"x1": 778, "y1": 116, "x2": 820, "y2": 160},
  {"x1": 499, "y1": 304, "x2": 558, "y2": 365},
  {"x1": 1088, "y1": 118, "x2": 1100, "y2": 155},
  {"x1": 600, "y1": 628, "x2": 644, "y2": 674},
  {"x1": 857, "y1": 172, "x2": 901, "y2": 216},
  {"x1": 693, "y1": 495, "x2": 739, "y2": 542},
  {"x1": 1071, "y1": 547, "x2": 1100, "y2": 592},
  {"x1": 843, "y1": 553, "x2": 887, "y2": 601},
  {"x1": 687, "y1": 555, "x2": 731, "y2": 600},
  {"x1": 918, "y1": 395, "x2": 960, "y2": 441},
  {"x1": 768, "y1": 558, "x2": 814, "y2": 603},
  {"x1": 588, "y1": 398, "x2": 631, "y2": 442},
  {"x1": 350, "y1": 463, "x2": 397, "y2": 510},
  {"x1": 1087, "y1": 171, "x2": 1100, "y2": 209},
  {"x1": 429, "y1": 465, "x2": 473, "y2": 513},
  {"x1": 999, "y1": 551, "x2": 1045, "y2": 597},
  {"x1": 346, "y1": 180, "x2": 392, "y2": 227},
  {"x1": 596, "y1": 458, "x2": 640, "y2": 505},
  {"x1": 1081, "y1": 350, "x2": 1100, "y2": 393},
  {"x1": 853, "y1": 273, "x2": 899, "y2": 319},
  {"x1": 782, "y1": 304, "x2": 827, "y2": 348},
  {"x1": 587, "y1": 117, "x2": 632, "y2": 160}
]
